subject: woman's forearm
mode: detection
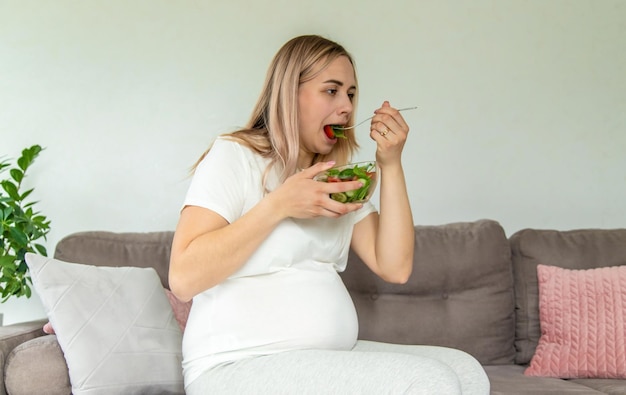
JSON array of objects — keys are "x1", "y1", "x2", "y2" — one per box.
[{"x1": 375, "y1": 163, "x2": 414, "y2": 282}]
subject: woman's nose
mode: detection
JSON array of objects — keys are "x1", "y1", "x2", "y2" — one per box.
[{"x1": 338, "y1": 95, "x2": 353, "y2": 115}]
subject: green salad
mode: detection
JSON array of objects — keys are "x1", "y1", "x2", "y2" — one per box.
[{"x1": 317, "y1": 162, "x2": 377, "y2": 203}]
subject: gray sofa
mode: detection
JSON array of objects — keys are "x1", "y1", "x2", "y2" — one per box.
[{"x1": 1, "y1": 219, "x2": 625, "y2": 394}]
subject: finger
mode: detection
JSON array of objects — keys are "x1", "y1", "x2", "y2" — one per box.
[
  {"x1": 374, "y1": 103, "x2": 410, "y2": 133},
  {"x1": 372, "y1": 117, "x2": 407, "y2": 140},
  {"x1": 300, "y1": 161, "x2": 336, "y2": 178},
  {"x1": 370, "y1": 126, "x2": 390, "y2": 141},
  {"x1": 375, "y1": 122, "x2": 394, "y2": 136},
  {"x1": 371, "y1": 121, "x2": 401, "y2": 138},
  {"x1": 369, "y1": 122, "x2": 401, "y2": 143},
  {"x1": 322, "y1": 180, "x2": 364, "y2": 194},
  {"x1": 322, "y1": 201, "x2": 364, "y2": 217}
]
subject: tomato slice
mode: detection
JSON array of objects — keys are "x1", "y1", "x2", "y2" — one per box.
[{"x1": 323, "y1": 125, "x2": 335, "y2": 139}]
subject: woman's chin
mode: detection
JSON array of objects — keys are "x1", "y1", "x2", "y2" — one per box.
[
  {"x1": 323, "y1": 134, "x2": 338, "y2": 145},
  {"x1": 320, "y1": 140, "x2": 337, "y2": 154}
]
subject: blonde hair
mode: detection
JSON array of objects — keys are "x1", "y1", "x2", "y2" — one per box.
[{"x1": 193, "y1": 35, "x2": 359, "y2": 189}]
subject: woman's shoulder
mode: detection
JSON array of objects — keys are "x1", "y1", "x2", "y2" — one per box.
[
  {"x1": 203, "y1": 136, "x2": 251, "y2": 161},
  {"x1": 212, "y1": 135, "x2": 243, "y2": 150},
  {"x1": 213, "y1": 135, "x2": 261, "y2": 157},
  {"x1": 193, "y1": 136, "x2": 246, "y2": 172},
  {"x1": 200, "y1": 135, "x2": 268, "y2": 173}
]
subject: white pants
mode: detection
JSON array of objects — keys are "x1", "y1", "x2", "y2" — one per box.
[{"x1": 186, "y1": 340, "x2": 490, "y2": 394}]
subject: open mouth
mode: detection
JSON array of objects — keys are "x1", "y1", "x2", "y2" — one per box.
[{"x1": 323, "y1": 125, "x2": 347, "y2": 140}]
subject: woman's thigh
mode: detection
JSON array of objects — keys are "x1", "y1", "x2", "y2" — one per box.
[
  {"x1": 353, "y1": 340, "x2": 490, "y2": 395},
  {"x1": 186, "y1": 348, "x2": 462, "y2": 395}
]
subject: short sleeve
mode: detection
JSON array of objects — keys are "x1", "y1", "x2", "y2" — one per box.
[
  {"x1": 353, "y1": 201, "x2": 377, "y2": 224},
  {"x1": 183, "y1": 138, "x2": 249, "y2": 223}
]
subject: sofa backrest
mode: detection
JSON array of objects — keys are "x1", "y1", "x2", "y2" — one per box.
[
  {"x1": 510, "y1": 227, "x2": 626, "y2": 364},
  {"x1": 339, "y1": 219, "x2": 516, "y2": 365},
  {"x1": 54, "y1": 221, "x2": 517, "y2": 365},
  {"x1": 54, "y1": 231, "x2": 175, "y2": 289}
]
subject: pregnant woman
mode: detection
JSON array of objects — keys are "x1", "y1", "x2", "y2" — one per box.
[{"x1": 169, "y1": 34, "x2": 490, "y2": 394}]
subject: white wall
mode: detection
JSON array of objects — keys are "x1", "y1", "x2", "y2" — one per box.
[{"x1": 1, "y1": 0, "x2": 625, "y2": 325}]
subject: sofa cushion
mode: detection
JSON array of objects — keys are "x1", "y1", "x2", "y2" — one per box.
[
  {"x1": 5, "y1": 335, "x2": 70, "y2": 395},
  {"x1": 53, "y1": 231, "x2": 175, "y2": 289},
  {"x1": 25, "y1": 253, "x2": 184, "y2": 395},
  {"x1": 570, "y1": 377, "x2": 626, "y2": 394},
  {"x1": 525, "y1": 264, "x2": 626, "y2": 378},
  {"x1": 340, "y1": 219, "x2": 515, "y2": 365},
  {"x1": 511, "y1": 227, "x2": 626, "y2": 364},
  {"x1": 484, "y1": 365, "x2": 609, "y2": 394},
  {"x1": 0, "y1": 319, "x2": 48, "y2": 395}
]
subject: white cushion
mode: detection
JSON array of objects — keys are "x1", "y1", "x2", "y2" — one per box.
[{"x1": 25, "y1": 253, "x2": 184, "y2": 395}]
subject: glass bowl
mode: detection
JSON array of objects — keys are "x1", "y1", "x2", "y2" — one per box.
[{"x1": 313, "y1": 161, "x2": 378, "y2": 203}]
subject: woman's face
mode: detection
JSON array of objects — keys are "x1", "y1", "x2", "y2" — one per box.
[{"x1": 297, "y1": 55, "x2": 356, "y2": 167}]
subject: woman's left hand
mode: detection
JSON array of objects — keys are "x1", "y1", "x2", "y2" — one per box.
[
  {"x1": 369, "y1": 101, "x2": 410, "y2": 166},
  {"x1": 352, "y1": 101, "x2": 415, "y2": 284}
]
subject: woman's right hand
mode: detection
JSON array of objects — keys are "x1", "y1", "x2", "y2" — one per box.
[
  {"x1": 170, "y1": 161, "x2": 364, "y2": 300},
  {"x1": 269, "y1": 161, "x2": 364, "y2": 220}
]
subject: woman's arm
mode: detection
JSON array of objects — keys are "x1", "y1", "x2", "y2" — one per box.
[
  {"x1": 169, "y1": 161, "x2": 365, "y2": 302},
  {"x1": 349, "y1": 102, "x2": 415, "y2": 283},
  {"x1": 169, "y1": 199, "x2": 280, "y2": 302}
]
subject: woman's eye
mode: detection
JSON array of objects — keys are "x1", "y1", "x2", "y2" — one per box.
[
  {"x1": 348, "y1": 93, "x2": 355, "y2": 101},
  {"x1": 327, "y1": 89, "x2": 337, "y2": 95}
]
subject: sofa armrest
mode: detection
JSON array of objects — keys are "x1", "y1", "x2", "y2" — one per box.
[{"x1": 0, "y1": 319, "x2": 47, "y2": 395}]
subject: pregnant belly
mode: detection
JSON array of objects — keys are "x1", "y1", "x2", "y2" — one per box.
[{"x1": 190, "y1": 264, "x2": 359, "y2": 356}]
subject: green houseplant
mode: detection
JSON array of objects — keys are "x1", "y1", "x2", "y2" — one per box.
[{"x1": 0, "y1": 145, "x2": 51, "y2": 302}]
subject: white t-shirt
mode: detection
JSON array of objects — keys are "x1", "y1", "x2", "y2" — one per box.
[{"x1": 181, "y1": 138, "x2": 377, "y2": 386}]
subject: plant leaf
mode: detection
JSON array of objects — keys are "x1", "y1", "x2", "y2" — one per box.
[
  {"x1": 9, "y1": 168, "x2": 23, "y2": 183},
  {"x1": 20, "y1": 188, "x2": 34, "y2": 201},
  {"x1": 17, "y1": 145, "x2": 42, "y2": 171},
  {"x1": 9, "y1": 227, "x2": 28, "y2": 248},
  {"x1": 0, "y1": 160, "x2": 10, "y2": 172},
  {"x1": 34, "y1": 244, "x2": 48, "y2": 255},
  {"x1": 0, "y1": 255, "x2": 15, "y2": 268},
  {"x1": 1, "y1": 180, "x2": 19, "y2": 200}
]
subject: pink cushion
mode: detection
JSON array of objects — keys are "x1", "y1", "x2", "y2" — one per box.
[
  {"x1": 43, "y1": 321, "x2": 56, "y2": 334},
  {"x1": 525, "y1": 264, "x2": 626, "y2": 378},
  {"x1": 164, "y1": 289, "x2": 192, "y2": 331},
  {"x1": 43, "y1": 288, "x2": 192, "y2": 333}
]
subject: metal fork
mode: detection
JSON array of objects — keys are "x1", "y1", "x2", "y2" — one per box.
[{"x1": 336, "y1": 106, "x2": 418, "y2": 130}]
